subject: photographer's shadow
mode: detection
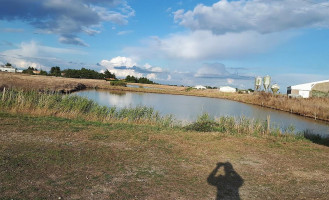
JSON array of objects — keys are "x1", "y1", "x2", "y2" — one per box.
[{"x1": 207, "y1": 162, "x2": 244, "y2": 200}]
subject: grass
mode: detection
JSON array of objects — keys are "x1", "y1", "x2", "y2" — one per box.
[
  {"x1": 0, "y1": 88, "x2": 174, "y2": 127},
  {"x1": 110, "y1": 80, "x2": 127, "y2": 87},
  {"x1": 0, "y1": 112, "x2": 328, "y2": 199},
  {"x1": 2, "y1": 72, "x2": 329, "y2": 122},
  {"x1": 1, "y1": 89, "x2": 328, "y2": 146}
]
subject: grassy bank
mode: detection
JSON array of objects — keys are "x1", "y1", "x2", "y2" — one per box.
[
  {"x1": 1, "y1": 72, "x2": 329, "y2": 122},
  {"x1": 1, "y1": 89, "x2": 329, "y2": 199},
  {"x1": 0, "y1": 89, "x2": 174, "y2": 127},
  {"x1": 1, "y1": 88, "x2": 328, "y2": 146},
  {"x1": 1, "y1": 112, "x2": 329, "y2": 199}
]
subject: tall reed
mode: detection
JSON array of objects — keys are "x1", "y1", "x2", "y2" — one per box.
[
  {"x1": 0, "y1": 89, "x2": 174, "y2": 126},
  {"x1": 1, "y1": 89, "x2": 328, "y2": 146},
  {"x1": 185, "y1": 113, "x2": 317, "y2": 140}
]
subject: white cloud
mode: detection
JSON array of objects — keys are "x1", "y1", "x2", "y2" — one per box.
[
  {"x1": 174, "y1": 0, "x2": 329, "y2": 34},
  {"x1": 109, "y1": 68, "x2": 143, "y2": 78},
  {"x1": 100, "y1": 56, "x2": 136, "y2": 68},
  {"x1": 144, "y1": 63, "x2": 152, "y2": 69},
  {"x1": 0, "y1": 0, "x2": 135, "y2": 46},
  {"x1": 99, "y1": 56, "x2": 165, "y2": 79},
  {"x1": 0, "y1": 41, "x2": 86, "y2": 70},
  {"x1": 125, "y1": 30, "x2": 290, "y2": 60},
  {"x1": 146, "y1": 73, "x2": 157, "y2": 80}
]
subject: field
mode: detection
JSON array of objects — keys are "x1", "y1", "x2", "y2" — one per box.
[
  {"x1": 1, "y1": 72, "x2": 329, "y2": 122},
  {"x1": 0, "y1": 87, "x2": 328, "y2": 199},
  {"x1": 1, "y1": 112, "x2": 329, "y2": 199}
]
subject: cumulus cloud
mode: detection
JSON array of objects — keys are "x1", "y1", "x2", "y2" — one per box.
[
  {"x1": 125, "y1": 30, "x2": 289, "y2": 60},
  {"x1": 0, "y1": 41, "x2": 86, "y2": 70},
  {"x1": 0, "y1": 0, "x2": 134, "y2": 46},
  {"x1": 174, "y1": 0, "x2": 329, "y2": 34},
  {"x1": 146, "y1": 73, "x2": 157, "y2": 80},
  {"x1": 126, "y1": 0, "x2": 329, "y2": 61},
  {"x1": 99, "y1": 56, "x2": 165, "y2": 79},
  {"x1": 100, "y1": 56, "x2": 136, "y2": 68}
]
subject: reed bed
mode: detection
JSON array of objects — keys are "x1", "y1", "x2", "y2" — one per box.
[
  {"x1": 0, "y1": 88, "x2": 174, "y2": 127},
  {"x1": 186, "y1": 113, "x2": 294, "y2": 135},
  {"x1": 218, "y1": 92, "x2": 329, "y2": 122},
  {"x1": 2, "y1": 72, "x2": 329, "y2": 121},
  {"x1": 1, "y1": 88, "x2": 328, "y2": 146},
  {"x1": 185, "y1": 113, "x2": 329, "y2": 146}
]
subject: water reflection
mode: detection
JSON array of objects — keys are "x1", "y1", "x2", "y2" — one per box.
[{"x1": 73, "y1": 89, "x2": 329, "y2": 135}]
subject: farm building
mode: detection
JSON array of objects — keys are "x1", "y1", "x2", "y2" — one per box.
[
  {"x1": 0, "y1": 65, "x2": 16, "y2": 73},
  {"x1": 287, "y1": 80, "x2": 329, "y2": 98},
  {"x1": 194, "y1": 85, "x2": 206, "y2": 90},
  {"x1": 219, "y1": 86, "x2": 236, "y2": 93}
]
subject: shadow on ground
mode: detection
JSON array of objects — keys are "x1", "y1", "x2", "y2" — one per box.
[{"x1": 207, "y1": 162, "x2": 244, "y2": 200}]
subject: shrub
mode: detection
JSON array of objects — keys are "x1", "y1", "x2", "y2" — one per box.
[
  {"x1": 110, "y1": 81, "x2": 127, "y2": 87},
  {"x1": 186, "y1": 113, "x2": 219, "y2": 132}
]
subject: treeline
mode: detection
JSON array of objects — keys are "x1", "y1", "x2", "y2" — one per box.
[
  {"x1": 22, "y1": 66, "x2": 116, "y2": 80},
  {"x1": 62, "y1": 68, "x2": 115, "y2": 80},
  {"x1": 22, "y1": 67, "x2": 47, "y2": 75},
  {"x1": 125, "y1": 75, "x2": 155, "y2": 84},
  {"x1": 21, "y1": 66, "x2": 156, "y2": 84}
]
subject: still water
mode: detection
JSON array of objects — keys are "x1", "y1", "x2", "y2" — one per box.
[{"x1": 74, "y1": 89, "x2": 329, "y2": 135}]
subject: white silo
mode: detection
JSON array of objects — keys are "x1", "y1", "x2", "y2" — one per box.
[
  {"x1": 263, "y1": 75, "x2": 271, "y2": 91},
  {"x1": 255, "y1": 76, "x2": 262, "y2": 91},
  {"x1": 271, "y1": 84, "x2": 280, "y2": 94}
]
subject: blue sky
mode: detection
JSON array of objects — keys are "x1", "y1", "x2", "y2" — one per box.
[{"x1": 1, "y1": 0, "x2": 329, "y2": 91}]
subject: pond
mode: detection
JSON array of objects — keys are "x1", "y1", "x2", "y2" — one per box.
[{"x1": 73, "y1": 89, "x2": 329, "y2": 136}]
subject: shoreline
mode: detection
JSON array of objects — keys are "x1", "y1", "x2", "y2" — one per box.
[{"x1": 1, "y1": 72, "x2": 329, "y2": 123}]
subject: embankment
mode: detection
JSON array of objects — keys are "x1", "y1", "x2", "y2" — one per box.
[{"x1": 1, "y1": 72, "x2": 329, "y2": 122}]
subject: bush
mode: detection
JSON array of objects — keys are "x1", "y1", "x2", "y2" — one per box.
[
  {"x1": 185, "y1": 87, "x2": 193, "y2": 92},
  {"x1": 110, "y1": 81, "x2": 127, "y2": 87},
  {"x1": 186, "y1": 113, "x2": 219, "y2": 132}
]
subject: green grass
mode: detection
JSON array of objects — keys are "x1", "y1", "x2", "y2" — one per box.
[
  {"x1": 110, "y1": 80, "x2": 127, "y2": 87},
  {"x1": 1, "y1": 89, "x2": 328, "y2": 146},
  {"x1": 0, "y1": 89, "x2": 173, "y2": 126}
]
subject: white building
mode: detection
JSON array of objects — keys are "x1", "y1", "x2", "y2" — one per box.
[
  {"x1": 0, "y1": 65, "x2": 16, "y2": 73},
  {"x1": 219, "y1": 86, "x2": 236, "y2": 93},
  {"x1": 287, "y1": 80, "x2": 329, "y2": 98},
  {"x1": 194, "y1": 85, "x2": 206, "y2": 90}
]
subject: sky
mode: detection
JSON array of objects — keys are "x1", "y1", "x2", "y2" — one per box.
[{"x1": 0, "y1": 0, "x2": 329, "y2": 91}]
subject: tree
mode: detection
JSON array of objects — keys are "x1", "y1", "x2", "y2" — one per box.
[
  {"x1": 22, "y1": 66, "x2": 36, "y2": 75},
  {"x1": 125, "y1": 75, "x2": 138, "y2": 83},
  {"x1": 104, "y1": 70, "x2": 116, "y2": 79},
  {"x1": 62, "y1": 68, "x2": 106, "y2": 80},
  {"x1": 50, "y1": 66, "x2": 61, "y2": 76},
  {"x1": 5, "y1": 63, "x2": 12, "y2": 67},
  {"x1": 39, "y1": 70, "x2": 48, "y2": 76}
]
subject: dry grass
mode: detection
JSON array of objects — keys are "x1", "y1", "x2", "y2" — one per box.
[
  {"x1": 1, "y1": 72, "x2": 329, "y2": 121},
  {"x1": 313, "y1": 82, "x2": 329, "y2": 93},
  {"x1": 0, "y1": 112, "x2": 328, "y2": 199}
]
